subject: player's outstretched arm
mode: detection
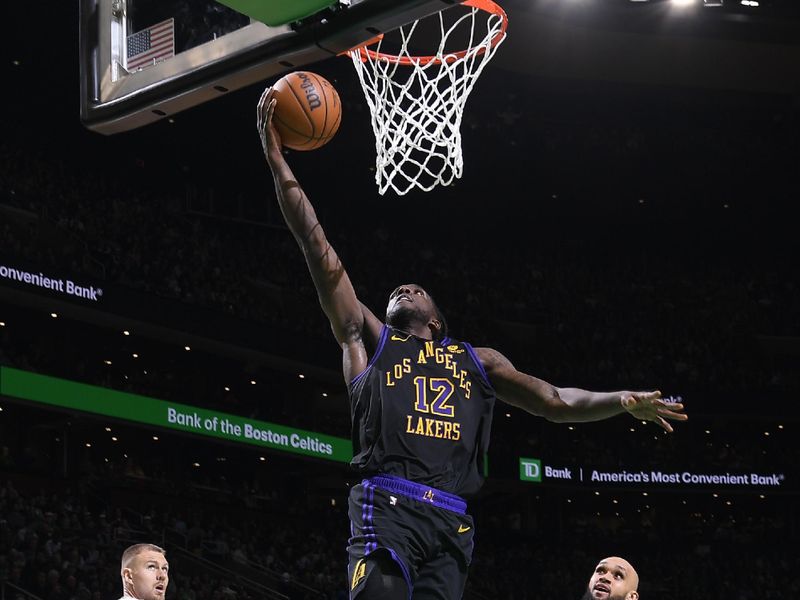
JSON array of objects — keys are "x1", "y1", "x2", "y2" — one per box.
[
  {"x1": 474, "y1": 347, "x2": 687, "y2": 432},
  {"x1": 257, "y1": 87, "x2": 367, "y2": 381}
]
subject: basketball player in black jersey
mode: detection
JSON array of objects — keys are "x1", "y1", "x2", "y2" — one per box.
[{"x1": 257, "y1": 89, "x2": 686, "y2": 600}]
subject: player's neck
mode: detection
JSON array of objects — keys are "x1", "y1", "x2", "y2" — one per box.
[{"x1": 392, "y1": 323, "x2": 434, "y2": 341}]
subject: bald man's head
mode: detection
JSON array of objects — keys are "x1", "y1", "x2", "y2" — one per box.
[{"x1": 583, "y1": 556, "x2": 639, "y2": 600}]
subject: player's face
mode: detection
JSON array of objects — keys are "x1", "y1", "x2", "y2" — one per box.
[
  {"x1": 586, "y1": 558, "x2": 638, "y2": 600},
  {"x1": 386, "y1": 284, "x2": 436, "y2": 326},
  {"x1": 124, "y1": 551, "x2": 169, "y2": 600}
]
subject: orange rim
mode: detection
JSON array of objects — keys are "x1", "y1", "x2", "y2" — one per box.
[{"x1": 343, "y1": 0, "x2": 507, "y2": 66}]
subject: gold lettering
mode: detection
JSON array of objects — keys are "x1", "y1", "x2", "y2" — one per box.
[
  {"x1": 417, "y1": 350, "x2": 427, "y2": 365},
  {"x1": 425, "y1": 341, "x2": 434, "y2": 357},
  {"x1": 443, "y1": 422, "x2": 453, "y2": 438},
  {"x1": 465, "y1": 380, "x2": 471, "y2": 399},
  {"x1": 435, "y1": 347, "x2": 444, "y2": 364},
  {"x1": 386, "y1": 371, "x2": 395, "y2": 387},
  {"x1": 403, "y1": 357, "x2": 411, "y2": 373},
  {"x1": 405, "y1": 415, "x2": 462, "y2": 441}
]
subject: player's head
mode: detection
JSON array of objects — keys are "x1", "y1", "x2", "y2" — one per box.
[
  {"x1": 386, "y1": 284, "x2": 448, "y2": 341},
  {"x1": 582, "y1": 557, "x2": 639, "y2": 600},
  {"x1": 120, "y1": 543, "x2": 169, "y2": 600}
]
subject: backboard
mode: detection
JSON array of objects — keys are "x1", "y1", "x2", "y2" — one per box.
[{"x1": 80, "y1": 0, "x2": 465, "y2": 135}]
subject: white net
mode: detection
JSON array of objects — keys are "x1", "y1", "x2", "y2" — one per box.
[{"x1": 348, "y1": 1, "x2": 507, "y2": 196}]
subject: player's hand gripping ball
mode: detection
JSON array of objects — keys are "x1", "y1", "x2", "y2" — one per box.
[{"x1": 270, "y1": 71, "x2": 342, "y2": 151}]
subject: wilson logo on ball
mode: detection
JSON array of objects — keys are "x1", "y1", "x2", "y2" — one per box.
[{"x1": 296, "y1": 72, "x2": 322, "y2": 110}]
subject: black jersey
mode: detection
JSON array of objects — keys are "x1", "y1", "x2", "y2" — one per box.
[{"x1": 348, "y1": 325, "x2": 496, "y2": 497}]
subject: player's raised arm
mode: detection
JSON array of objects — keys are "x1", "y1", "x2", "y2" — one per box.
[
  {"x1": 474, "y1": 347, "x2": 687, "y2": 432},
  {"x1": 257, "y1": 87, "x2": 368, "y2": 381}
]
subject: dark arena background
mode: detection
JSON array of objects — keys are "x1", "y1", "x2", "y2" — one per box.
[{"x1": 2, "y1": 1, "x2": 800, "y2": 599}]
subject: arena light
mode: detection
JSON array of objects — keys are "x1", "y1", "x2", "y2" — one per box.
[
  {"x1": 0, "y1": 321, "x2": 5, "y2": 327},
  {"x1": 250, "y1": 380, "x2": 257, "y2": 385},
  {"x1": 703, "y1": 0, "x2": 723, "y2": 5},
  {"x1": 152, "y1": 436, "x2": 159, "y2": 441},
  {"x1": 123, "y1": 330, "x2": 130, "y2": 336},
  {"x1": 299, "y1": 373, "x2": 305, "y2": 379},
  {"x1": 741, "y1": 0, "x2": 759, "y2": 5},
  {"x1": 132, "y1": 353, "x2": 139, "y2": 358},
  {"x1": 322, "y1": 392, "x2": 328, "y2": 397},
  {"x1": 184, "y1": 345, "x2": 191, "y2": 351},
  {"x1": 105, "y1": 427, "x2": 111, "y2": 432},
  {"x1": 224, "y1": 386, "x2": 230, "y2": 391},
  {"x1": 111, "y1": 436, "x2": 118, "y2": 442},
  {"x1": 50, "y1": 312, "x2": 58, "y2": 318}
]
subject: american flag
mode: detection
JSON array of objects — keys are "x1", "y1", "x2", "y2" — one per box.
[{"x1": 126, "y1": 18, "x2": 175, "y2": 71}]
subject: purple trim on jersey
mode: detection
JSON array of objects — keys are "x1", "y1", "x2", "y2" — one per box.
[
  {"x1": 440, "y1": 336, "x2": 451, "y2": 346},
  {"x1": 463, "y1": 342, "x2": 494, "y2": 390},
  {"x1": 351, "y1": 325, "x2": 389, "y2": 386}
]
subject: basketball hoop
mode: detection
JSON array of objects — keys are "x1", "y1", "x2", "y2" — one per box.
[{"x1": 346, "y1": 0, "x2": 508, "y2": 196}]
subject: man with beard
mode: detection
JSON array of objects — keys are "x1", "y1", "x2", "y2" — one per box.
[
  {"x1": 256, "y1": 89, "x2": 687, "y2": 600},
  {"x1": 583, "y1": 557, "x2": 640, "y2": 600},
  {"x1": 118, "y1": 544, "x2": 168, "y2": 600}
]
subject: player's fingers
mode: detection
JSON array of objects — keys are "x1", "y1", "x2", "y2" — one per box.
[
  {"x1": 658, "y1": 416, "x2": 674, "y2": 433},
  {"x1": 266, "y1": 98, "x2": 277, "y2": 123},
  {"x1": 658, "y1": 409, "x2": 688, "y2": 421},
  {"x1": 258, "y1": 86, "x2": 271, "y2": 109}
]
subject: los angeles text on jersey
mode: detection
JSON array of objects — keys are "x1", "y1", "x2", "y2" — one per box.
[{"x1": 385, "y1": 340, "x2": 471, "y2": 442}]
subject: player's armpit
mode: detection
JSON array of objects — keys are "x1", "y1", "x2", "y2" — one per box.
[
  {"x1": 359, "y1": 301, "x2": 384, "y2": 352},
  {"x1": 341, "y1": 329, "x2": 369, "y2": 384}
]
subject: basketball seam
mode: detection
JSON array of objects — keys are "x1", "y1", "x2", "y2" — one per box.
[
  {"x1": 286, "y1": 76, "x2": 316, "y2": 139},
  {"x1": 273, "y1": 113, "x2": 318, "y2": 150}
]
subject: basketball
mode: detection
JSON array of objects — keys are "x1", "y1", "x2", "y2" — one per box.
[{"x1": 271, "y1": 71, "x2": 342, "y2": 151}]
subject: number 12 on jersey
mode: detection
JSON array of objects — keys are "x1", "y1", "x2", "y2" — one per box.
[{"x1": 413, "y1": 377, "x2": 455, "y2": 418}]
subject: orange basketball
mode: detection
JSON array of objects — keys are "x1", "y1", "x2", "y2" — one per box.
[{"x1": 271, "y1": 71, "x2": 342, "y2": 151}]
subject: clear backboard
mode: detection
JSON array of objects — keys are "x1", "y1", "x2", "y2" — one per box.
[{"x1": 80, "y1": 0, "x2": 462, "y2": 135}]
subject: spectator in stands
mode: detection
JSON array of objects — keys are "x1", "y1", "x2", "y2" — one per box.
[{"x1": 119, "y1": 544, "x2": 169, "y2": 600}]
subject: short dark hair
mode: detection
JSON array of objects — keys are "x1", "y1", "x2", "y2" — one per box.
[{"x1": 121, "y1": 543, "x2": 166, "y2": 569}]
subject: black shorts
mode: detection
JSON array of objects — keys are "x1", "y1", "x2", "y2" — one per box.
[{"x1": 347, "y1": 475, "x2": 475, "y2": 600}]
